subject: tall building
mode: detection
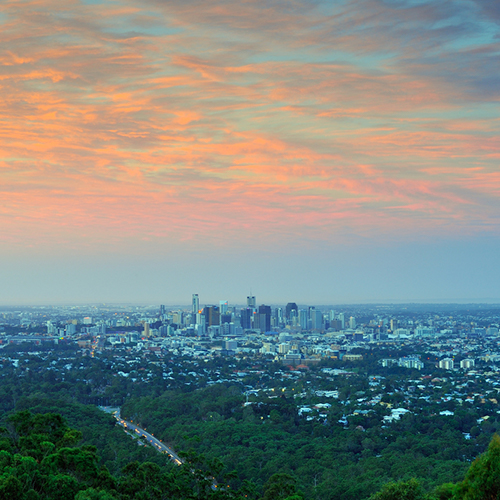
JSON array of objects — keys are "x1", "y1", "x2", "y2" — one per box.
[
  {"x1": 192, "y1": 294, "x2": 199, "y2": 317},
  {"x1": 275, "y1": 307, "x2": 284, "y2": 327},
  {"x1": 219, "y1": 300, "x2": 229, "y2": 315},
  {"x1": 338, "y1": 313, "x2": 345, "y2": 329},
  {"x1": 143, "y1": 322, "x2": 150, "y2": 338},
  {"x1": 439, "y1": 358, "x2": 454, "y2": 370},
  {"x1": 247, "y1": 295, "x2": 256, "y2": 308},
  {"x1": 349, "y1": 316, "x2": 356, "y2": 329},
  {"x1": 240, "y1": 308, "x2": 253, "y2": 329},
  {"x1": 285, "y1": 302, "x2": 298, "y2": 319},
  {"x1": 299, "y1": 309, "x2": 308, "y2": 330},
  {"x1": 311, "y1": 309, "x2": 323, "y2": 330},
  {"x1": 204, "y1": 306, "x2": 220, "y2": 326},
  {"x1": 220, "y1": 313, "x2": 232, "y2": 324},
  {"x1": 256, "y1": 305, "x2": 271, "y2": 332}
]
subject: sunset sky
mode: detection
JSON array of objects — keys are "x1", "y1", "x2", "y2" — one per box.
[{"x1": 1, "y1": 0, "x2": 499, "y2": 305}]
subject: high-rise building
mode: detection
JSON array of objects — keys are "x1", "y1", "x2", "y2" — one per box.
[
  {"x1": 285, "y1": 302, "x2": 298, "y2": 319},
  {"x1": 247, "y1": 296, "x2": 256, "y2": 308},
  {"x1": 256, "y1": 305, "x2": 271, "y2": 332},
  {"x1": 439, "y1": 358, "x2": 454, "y2": 370},
  {"x1": 220, "y1": 313, "x2": 232, "y2": 324},
  {"x1": 349, "y1": 316, "x2": 356, "y2": 329},
  {"x1": 143, "y1": 322, "x2": 150, "y2": 338},
  {"x1": 240, "y1": 308, "x2": 253, "y2": 329},
  {"x1": 299, "y1": 309, "x2": 308, "y2": 330},
  {"x1": 339, "y1": 313, "x2": 345, "y2": 329},
  {"x1": 275, "y1": 307, "x2": 284, "y2": 327},
  {"x1": 192, "y1": 294, "x2": 199, "y2": 317},
  {"x1": 204, "y1": 306, "x2": 220, "y2": 326},
  {"x1": 311, "y1": 309, "x2": 323, "y2": 330}
]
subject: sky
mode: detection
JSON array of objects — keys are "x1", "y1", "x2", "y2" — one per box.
[{"x1": 1, "y1": 0, "x2": 499, "y2": 305}]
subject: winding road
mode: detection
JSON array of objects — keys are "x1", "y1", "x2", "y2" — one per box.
[{"x1": 101, "y1": 407, "x2": 184, "y2": 466}]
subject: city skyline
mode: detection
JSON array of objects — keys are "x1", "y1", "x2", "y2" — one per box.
[{"x1": 1, "y1": 0, "x2": 499, "y2": 305}]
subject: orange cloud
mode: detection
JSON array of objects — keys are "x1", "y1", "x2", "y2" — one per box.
[{"x1": 0, "y1": 0, "x2": 499, "y2": 254}]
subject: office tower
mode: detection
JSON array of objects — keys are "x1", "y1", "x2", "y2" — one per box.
[
  {"x1": 160, "y1": 304, "x2": 166, "y2": 316},
  {"x1": 275, "y1": 307, "x2": 284, "y2": 326},
  {"x1": 256, "y1": 305, "x2": 271, "y2": 332},
  {"x1": 219, "y1": 300, "x2": 229, "y2": 315},
  {"x1": 247, "y1": 295, "x2": 256, "y2": 308},
  {"x1": 220, "y1": 313, "x2": 232, "y2": 324},
  {"x1": 299, "y1": 309, "x2": 308, "y2": 330},
  {"x1": 330, "y1": 310, "x2": 335, "y2": 321},
  {"x1": 203, "y1": 306, "x2": 220, "y2": 326},
  {"x1": 192, "y1": 294, "x2": 199, "y2": 317},
  {"x1": 196, "y1": 314, "x2": 206, "y2": 335},
  {"x1": 240, "y1": 308, "x2": 253, "y2": 329},
  {"x1": 390, "y1": 319, "x2": 398, "y2": 331},
  {"x1": 339, "y1": 313, "x2": 345, "y2": 329},
  {"x1": 311, "y1": 309, "x2": 323, "y2": 330},
  {"x1": 285, "y1": 302, "x2": 298, "y2": 319},
  {"x1": 172, "y1": 311, "x2": 183, "y2": 325},
  {"x1": 143, "y1": 322, "x2": 150, "y2": 337},
  {"x1": 349, "y1": 316, "x2": 356, "y2": 329}
]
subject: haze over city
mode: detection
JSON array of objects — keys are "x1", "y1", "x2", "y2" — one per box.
[{"x1": 1, "y1": 0, "x2": 499, "y2": 305}]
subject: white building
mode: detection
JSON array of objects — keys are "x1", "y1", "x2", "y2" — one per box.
[{"x1": 439, "y1": 358, "x2": 454, "y2": 370}]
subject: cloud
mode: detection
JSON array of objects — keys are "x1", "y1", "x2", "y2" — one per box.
[{"x1": 0, "y1": 0, "x2": 499, "y2": 256}]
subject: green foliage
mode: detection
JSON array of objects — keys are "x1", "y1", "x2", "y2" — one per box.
[
  {"x1": 261, "y1": 473, "x2": 302, "y2": 500},
  {"x1": 368, "y1": 478, "x2": 424, "y2": 500},
  {"x1": 454, "y1": 434, "x2": 500, "y2": 500},
  {"x1": 0, "y1": 411, "x2": 257, "y2": 500}
]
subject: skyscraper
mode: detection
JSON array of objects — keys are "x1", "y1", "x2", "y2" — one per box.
[
  {"x1": 339, "y1": 313, "x2": 345, "y2": 329},
  {"x1": 349, "y1": 316, "x2": 356, "y2": 329},
  {"x1": 285, "y1": 302, "x2": 298, "y2": 320},
  {"x1": 203, "y1": 306, "x2": 220, "y2": 326},
  {"x1": 299, "y1": 309, "x2": 308, "y2": 330},
  {"x1": 240, "y1": 308, "x2": 253, "y2": 329},
  {"x1": 219, "y1": 300, "x2": 228, "y2": 314},
  {"x1": 247, "y1": 295, "x2": 256, "y2": 308},
  {"x1": 256, "y1": 305, "x2": 271, "y2": 332},
  {"x1": 191, "y1": 293, "x2": 200, "y2": 324},
  {"x1": 311, "y1": 309, "x2": 323, "y2": 330}
]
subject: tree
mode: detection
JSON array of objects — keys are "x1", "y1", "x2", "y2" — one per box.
[
  {"x1": 368, "y1": 478, "x2": 424, "y2": 500},
  {"x1": 261, "y1": 473, "x2": 302, "y2": 500},
  {"x1": 455, "y1": 433, "x2": 500, "y2": 500}
]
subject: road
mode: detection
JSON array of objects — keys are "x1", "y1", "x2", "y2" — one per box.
[
  {"x1": 100, "y1": 406, "x2": 221, "y2": 491},
  {"x1": 101, "y1": 407, "x2": 184, "y2": 466}
]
